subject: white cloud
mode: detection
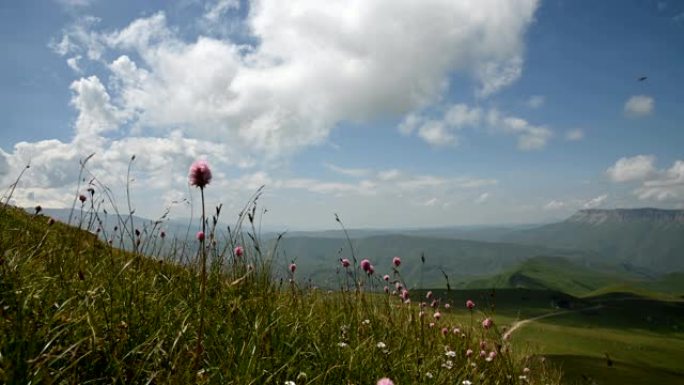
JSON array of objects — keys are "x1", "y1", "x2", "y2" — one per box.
[
  {"x1": 403, "y1": 104, "x2": 552, "y2": 150},
  {"x1": 422, "y1": 197, "x2": 438, "y2": 207},
  {"x1": 525, "y1": 95, "x2": 545, "y2": 109},
  {"x1": 635, "y1": 160, "x2": 684, "y2": 202},
  {"x1": 607, "y1": 155, "x2": 684, "y2": 203},
  {"x1": 624, "y1": 95, "x2": 654, "y2": 117},
  {"x1": 324, "y1": 163, "x2": 371, "y2": 178},
  {"x1": 491, "y1": 111, "x2": 552, "y2": 150},
  {"x1": 583, "y1": 194, "x2": 608, "y2": 209},
  {"x1": 377, "y1": 169, "x2": 401, "y2": 182},
  {"x1": 417, "y1": 121, "x2": 458, "y2": 147},
  {"x1": 606, "y1": 155, "x2": 656, "y2": 182},
  {"x1": 565, "y1": 129, "x2": 584, "y2": 141},
  {"x1": 55, "y1": 0, "x2": 95, "y2": 7},
  {"x1": 66, "y1": 55, "x2": 82, "y2": 73},
  {"x1": 204, "y1": 0, "x2": 240, "y2": 23},
  {"x1": 475, "y1": 192, "x2": 490, "y2": 204},
  {"x1": 5, "y1": 1, "x2": 538, "y2": 216},
  {"x1": 544, "y1": 200, "x2": 566, "y2": 210}
]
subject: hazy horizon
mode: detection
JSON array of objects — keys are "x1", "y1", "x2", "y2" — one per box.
[{"x1": 2, "y1": 0, "x2": 683, "y2": 229}]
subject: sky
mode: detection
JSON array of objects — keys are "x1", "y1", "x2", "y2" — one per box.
[{"x1": 1, "y1": 0, "x2": 683, "y2": 230}]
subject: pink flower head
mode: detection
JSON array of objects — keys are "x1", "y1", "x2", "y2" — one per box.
[
  {"x1": 444, "y1": 303, "x2": 451, "y2": 309},
  {"x1": 234, "y1": 246, "x2": 244, "y2": 257},
  {"x1": 441, "y1": 327, "x2": 449, "y2": 336},
  {"x1": 395, "y1": 282, "x2": 403, "y2": 291},
  {"x1": 47, "y1": 217, "x2": 55, "y2": 226},
  {"x1": 383, "y1": 274, "x2": 390, "y2": 281},
  {"x1": 429, "y1": 322, "x2": 435, "y2": 328},
  {"x1": 341, "y1": 258, "x2": 350, "y2": 268},
  {"x1": 400, "y1": 289, "x2": 410, "y2": 301},
  {"x1": 196, "y1": 231, "x2": 205, "y2": 241},
  {"x1": 480, "y1": 350, "x2": 487, "y2": 358},
  {"x1": 368, "y1": 265, "x2": 375, "y2": 275},
  {"x1": 482, "y1": 318, "x2": 493, "y2": 330},
  {"x1": 188, "y1": 160, "x2": 212, "y2": 188},
  {"x1": 392, "y1": 256, "x2": 401, "y2": 267},
  {"x1": 466, "y1": 349, "x2": 473, "y2": 357},
  {"x1": 384, "y1": 286, "x2": 389, "y2": 294},
  {"x1": 377, "y1": 378, "x2": 394, "y2": 385},
  {"x1": 360, "y1": 259, "x2": 372, "y2": 272},
  {"x1": 466, "y1": 299, "x2": 475, "y2": 310},
  {"x1": 426, "y1": 291, "x2": 433, "y2": 299},
  {"x1": 289, "y1": 263, "x2": 297, "y2": 273},
  {"x1": 433, "y1": 311, "x2": 441, "y2": 320},
  {"x1": 79, "y1": 194, "x2": 87, "y2": 203},
  {"x1": 523, "y1": 367, "x2": 531, "y2": 374},
  {"x1": 480, "y1": 340, "x2": 487, "y2": 350}
]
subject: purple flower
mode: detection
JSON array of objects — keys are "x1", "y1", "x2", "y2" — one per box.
[
  {"x1": 360, "y1": 259, "x2": 371, "y2": 272},
  {"x1": 482, "y1": 318, "x2": 493, "y2": 330},
  {"x1": 234, "y1": 246, "x2": 244, "y2": 257},
  {"x1": 341, "y1": 258, "x2": 350, "y2": 268},
  {"x1": 466, "y1": 299, "x2": 475, "y2": 310},
  {"x1": 196, "y1": 231, "x2": 205, "y2": 241},
  {"x1": 383, "y1": 274, "x2": 390, "y2": 281},
  {"x1": 392, "y1": 256, "x2": 401, "y2": 267},
  {"x1": 377, "y1": 378, "x2": 394, "y2": 385},
  {"x1": 188, "y1": 160, "x2": 212, "y2": 188}
]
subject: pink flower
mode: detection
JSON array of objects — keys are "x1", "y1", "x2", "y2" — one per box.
[
  {"x1": 79, "y1": 194, "x2": 87, "y2": 203},
  {"x1": 392, "y1": 256, "x2": 401, "y2": 267},
  {"x1": 401, "y1": 289, "x2": 410, "y2": 301},
  {"x1": 429, "y1": 322, "x2": 435, "y2": 328},
  {"x1": 480, "y1": 350, "x2": 487, "y2": 358},
  {"x1": 395, "y1": 282, "x2": 403, "y2": 291},
  {"x1": 289, "y1": 263, "x2": 297, "y2": 273},
  {"x1": 441, "y1": 327, "x2": 448, "y2": 336},
  {"x1": 480, "y1": 340, "x2": 487, "y2": 350},
  {"x1": 188, "y1": 160, "x2": 212, "y2": 188},
  {"x1": 433, "y1": 311, "x2": 441, "y2": 320},
  {"x1": 368, "y1": 265, "x2": 375, "y2": 275},
  {"x1": 47, "y1": 217, "x2": 55, "y2": 226},
  {"x1": 384, "y1": 286, "x2": 389, "y2": 293},
  {"x1": 482, "y1": 318, "x2": 493, "y2": 330},
  {"x1": 234, "y1": 246, "x2": 244, "y2": 257},
  {"x1": 383, "y1": 274, "x2": 390, "y2": 281},
  {"x1": 466, "y1": 299, "x2": 475, "y2": 310},
  {"x1": 377, "y1": 378, "x2": 394, "y2": 385},
  {"x1": 360, "y1": 259, "x2": 371, "y2": 272},
  {"x1": 196, "y1": 231, "x2": 205, "y2": 241},
  {"x1": 426, "y1": 291, "x2": 433, "y2": 299},
  {"x1": 341, "y1": 258, "x2": 350, "y2": 268},
  {"x1": 444, "y1": 303, "x2": 451, "y2": 309},
  {"x1": 523, "y1": 367, "x2": 530, "y2": 374},
  {"x1": 466, "y1": 349, "x2": 473, "y2": 357}
]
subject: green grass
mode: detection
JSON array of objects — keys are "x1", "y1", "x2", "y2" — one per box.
[
  {"x1": 0, "y1": 204, "x2": 560, "y2": 384},
  {"x1": 411, "y1": 288, "x2": 684, "y2": 384}
]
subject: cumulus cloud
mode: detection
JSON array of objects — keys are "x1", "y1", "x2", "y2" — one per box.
[
  {"x1": 401, "y1": 104, "x2": 551, "y2": 150},
  {"x1": 606, "y1": 155, "x2": 656, "y2": 182},
  {"x1": 5, "y1": 0, "x2": 539, "y2": 214},
  {"x1": 624, "y1": 95, "x2": 654, "y2": 117},
  {"x1": 417, "y1": 121, "x2": 458, "y2": 147},
  {"x1": 607, "y1": 155, "x2": 684, "y2": 203}
]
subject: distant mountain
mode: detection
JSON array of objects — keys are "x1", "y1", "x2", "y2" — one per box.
[
  {"x1": 271, "y1": 235, "x2": 595, "y2": 288},
  {"x1": 499, "y1": 208, "x2": 684, "y2": 273}
]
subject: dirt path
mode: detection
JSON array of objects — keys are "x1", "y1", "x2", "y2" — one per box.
[{"x1": 503, "y1": 304, "x2": 603, "y2": 340}]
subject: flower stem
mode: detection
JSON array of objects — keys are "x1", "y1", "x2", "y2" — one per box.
[{"x1": 196, "y1": 187, "x2": 207, "y2": 365}]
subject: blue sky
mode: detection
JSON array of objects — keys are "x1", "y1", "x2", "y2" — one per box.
[{"x1": 1, "y1": 0, "x2": 683, "y2": 229}]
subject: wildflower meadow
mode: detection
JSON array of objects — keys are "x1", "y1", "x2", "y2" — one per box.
[{"x1": 0, "y1": 159, "x2": 560, "y2": 384}]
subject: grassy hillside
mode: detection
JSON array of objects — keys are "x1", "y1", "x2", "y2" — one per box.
[
  {"x1": 0, "y1": 204, "x2": 559, "y2": 384},
  {"x1": 461, "y1": 256, "x2": 684, "y2": 299}
]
